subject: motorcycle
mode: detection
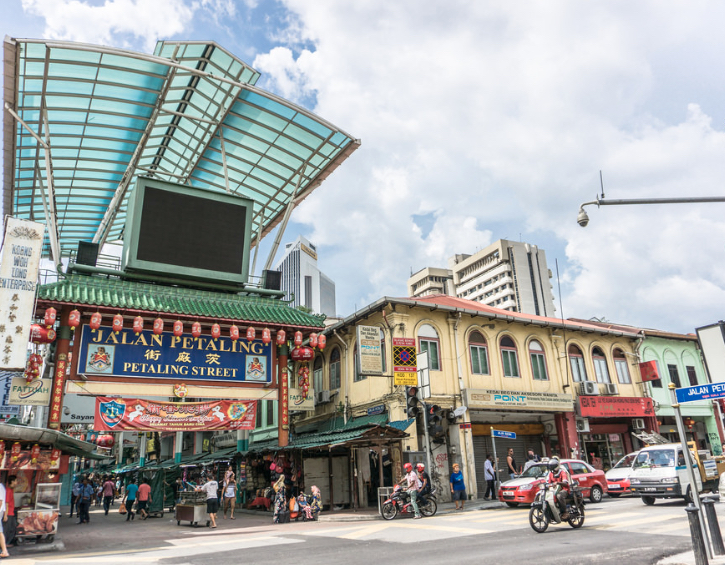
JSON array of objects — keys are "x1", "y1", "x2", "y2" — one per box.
[
  {"x1": 529, "y1": 480, "x2": 585, "y2": 533},
  {"x1": 381, "y1": 485, "x2": 438, "y2": 520}
]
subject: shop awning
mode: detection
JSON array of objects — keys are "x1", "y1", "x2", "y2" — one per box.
[{"x1": 0, "y1": 422, "x2": 105, "y2": 459}]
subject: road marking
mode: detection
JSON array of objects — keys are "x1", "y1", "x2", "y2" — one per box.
[{"x1": 338, "y1": 523, "x2": 397, "y2": 539}]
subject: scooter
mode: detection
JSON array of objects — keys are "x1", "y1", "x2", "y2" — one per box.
[
  {"x1": 529, "y1": 480, "x2": 585, "y2": 533},
  {"x1": 381, "y1": 485, "x2": 438, "y2": 520}
]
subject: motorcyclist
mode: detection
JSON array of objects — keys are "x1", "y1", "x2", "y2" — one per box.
[
  {"x1": 416, "y1": 463, "x2": 432, "y2": 505},
  {"x1": 397, "y1": 462, "x2": 422, "y2": 519},
  {"x1": 547, "y1": 457, "x2": 572, "y2": 519}
]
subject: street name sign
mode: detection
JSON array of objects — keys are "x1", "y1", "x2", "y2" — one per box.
[
  {"x1": 675, "y1": 382, "x2": 725, "y2": 404},
  {"x1": 491, "y1": 429, "x2": 516, "y2": 439}
]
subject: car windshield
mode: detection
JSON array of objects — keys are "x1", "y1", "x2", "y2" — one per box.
[
  {"x1": 612, "y1": 453, "x2": 637, "y2": 470},
  {"x1": 520, "y1": 464, "x2": 549, "y2": 478},
  {"x1": 633, "y1": 449, "x2": 676, "y2": 469}
]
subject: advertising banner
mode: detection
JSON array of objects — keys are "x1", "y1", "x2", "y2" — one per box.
[
  {"x1": 0, "y1": 372, "x2": 20, "y2": 416},
  {"x1": 356, "y1": 325, "x2": 383, "y2": 375},
  {"x1": 289, "y1": 387, "x2": 315, "y2": 411},
  {"x1": 0, "y1": 217, "x2": 45, "y2": 369},
  {"x1": 639, "y1": 361, "x2": 660, "y2": 382},
  {"x1": 393, "y1": 337, "x2": 417, "y2": 386},
  {"x1": 578, "y1": 395, "x2": 655, "y2": 418},
  {"x1": 9, "y1": 377, "x2": 51, "y2": 406},
  {"x1": 60, "y1": 394, "x2": 96, "y2": 424},
  {"x1": 78, "y1": 325, "x2": 272, "y2": 383},
  {"x1": 93, "y1": 397, "x2": 257, "y2": 432},
  {"x1": 465, "y1": 388, "x2": 574, "y2": 412}
]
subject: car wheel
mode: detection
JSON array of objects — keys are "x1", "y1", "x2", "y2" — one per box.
[
  {"x1": 505, "y1": 501, "x2": 519, "y2": 508},
  {"x1": 589, "y1": 485, "x2": 603, "y2": 503},
  {"x1": 642, "y1": 496, "x2": 656, "y2": 506}
]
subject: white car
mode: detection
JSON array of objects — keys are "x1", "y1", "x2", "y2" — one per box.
[{"x1": 605, "y1": 452, "x2": 638, "y2": 498}]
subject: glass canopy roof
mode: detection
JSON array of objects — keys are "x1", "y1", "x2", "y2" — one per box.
[{"x1": 2, "y1": 38, "x2": 359, "y2": 262}]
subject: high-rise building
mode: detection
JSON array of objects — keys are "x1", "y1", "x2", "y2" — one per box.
[
  {"x1": 407, "y1": 239, "x2": 556, "y2": 317},
  {"x1": 275, "y1": 236, "x2": 336, "y2": 317}
]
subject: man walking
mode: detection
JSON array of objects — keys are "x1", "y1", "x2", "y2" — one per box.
[
  {"x1": 484, "y1": 454, "x2": 496, "y2": 500},
  {"x1": 123, "y1": 479, "x2": 139, "y2": 522},
  {"x1": 137, "y1": 480, "x2": 152, "y2": 520},
  {"x1": 102, "y1": 476, "x2": 115, "y2": 516},
  {"x1": 196, "y1": 475, "x2": 219, "y2": 528},
  {"x1": 78, "y1": 477, "x2": 94, "y2": 524},
  {"x1": 69, "y1": 476, "x2": 82, "y2": 518},
  {"x1": 2, "y1": 476, "x2": 16, "y2": 545}
]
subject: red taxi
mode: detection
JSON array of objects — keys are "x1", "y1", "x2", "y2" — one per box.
[{"x1": 498, "y1": 459, "x2": 608, "y2": 507}]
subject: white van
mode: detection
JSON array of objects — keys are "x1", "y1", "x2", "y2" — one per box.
[{"x1": 628, "y1": 443, "x2": 705, "y2": 505}]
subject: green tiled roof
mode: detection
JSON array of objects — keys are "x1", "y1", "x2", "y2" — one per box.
[{"x1": 37, "y1": 274, "x2": 325, "y2": 328}]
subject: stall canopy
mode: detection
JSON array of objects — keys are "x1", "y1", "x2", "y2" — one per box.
[
  {"x1": 0, "y1": 422, "x2": 104, "y2": 459},
  {"x1": 3, "y1": 38, "x2": 360, "y2": 263}
]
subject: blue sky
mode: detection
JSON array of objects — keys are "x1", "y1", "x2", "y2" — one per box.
[{"x1": 5, "y1": 0, "x2": 725, "y2": 334}]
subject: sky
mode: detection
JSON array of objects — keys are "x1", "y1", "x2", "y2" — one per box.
[{"x1": 5, "y1": 0, "x2": 725, "y2": 334}]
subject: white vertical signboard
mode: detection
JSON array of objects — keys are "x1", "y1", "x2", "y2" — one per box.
[
  {"x1": 356, "y1": 325, "x2": 383, "y2": 376},
  {"x1": 0, "y1": 217, "x2": 45, "y2": 369}
]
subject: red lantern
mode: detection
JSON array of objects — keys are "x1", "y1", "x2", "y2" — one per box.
[
  {"x1": 90, "y1": 312, "x2": 102, "y2": 330},
  {"x1": 30, "y1": 325, "x2": 56, "y2": 344},
  {"x1": 229, "y1": 325, "x2": 239, "y2": 341},
  {"x1": 29, "y1": 353, "x2": 42, "y2": 365},
  {"x1": 309, "y1": 333, "x2": 318, "y2": 348},
  {"x1": 133, "y1": 316, "x2": 144, "y2": 334},
  {"x1": 173, "y1": 320, "x2": 184, "y2": 337},
  {"x1": 0, "y1": 442, "x2": 5, "y2": 461},
  {"x1": 10, "y1": 442, "x2": 21, "y2": 462},
  {"x1": 192, "y1": 322, "x2": 202, "y2": 338},
  {"x1": 50, "y1": 448, "x2": 60, "y2": 465},
  {"x1": 294, "y1": 331, "x2": 303, "y2": 347},
  {"x1": 112, "y1": 314, "x2": 123, "y2": 333},
  {"x1": 276, "y1": 329, "x2": 286, "y2": 346},
  {"x1": 318, "y1": 334, "x2": 327, "y2": 350},
  {"x1": 44, "y1": 307, "x2": 57, "y2": 327},
  {"x1": 68, "y1": 309, "x2": 81, "y2": 329},
  {"x1": 30, "y1": 444, "x2": 40, "y2": 464},
  {"x1": 246, "y1": 326, "x2": 256, "y2": 342},
  {"x1": 211, "y1": 324, "x2": 221, "y2": 339},
  {"x1": 153, "y1": 318, "x2": 164, "y2": 335},
  {"x1": 97, "y1": 434, "x2": 115, "y2": 448},
  {"x1": 290, "y1": 346, "x2": 314, "y2": 361},
  {"x1": 262, "y1": 328, "x2": 271, "y2": 345}
]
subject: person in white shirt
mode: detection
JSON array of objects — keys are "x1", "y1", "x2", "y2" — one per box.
[
  {"x1": 0, "y1": 483, "x2": 9, "y2": 557},
  {"x1": 223, "y1": 478, "x2": 236, "y2": 520},
  {"x1": 484, "y1": 454, "x2": 496, "y2": 500},
  {"x1": 196, "y1": 476, "x2": 219, "y2": 528},
  {"x1": 397, "y1": 463, "x2": 422, "y2": 519}
]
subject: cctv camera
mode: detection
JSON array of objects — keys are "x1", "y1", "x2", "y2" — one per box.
[{"x1": 577, "y1": 208, "x2": 589, "y2": 227}]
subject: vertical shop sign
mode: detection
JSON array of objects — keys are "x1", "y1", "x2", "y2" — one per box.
[
  {"x1": 280, "y1": 367, "x2": 289, "y2": 428},
  {"x1": 48, "y1": 353, "x2": 67, "y2": 429}
]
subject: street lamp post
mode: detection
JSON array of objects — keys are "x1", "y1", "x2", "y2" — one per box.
[{"x1": 577, "y1": 196, "x2": 725, "y2": 227}]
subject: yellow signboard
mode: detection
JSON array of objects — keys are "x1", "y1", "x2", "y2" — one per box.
[{"x1": 394, "y1": 372, "x2": 418, "y2": 386}]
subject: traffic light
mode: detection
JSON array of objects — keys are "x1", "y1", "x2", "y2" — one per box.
[
  {"x1": 405, "y1": 386, "x2": 420, "y2": 418},
  {"x1": 427, "y1": 404, "x2": 444, "y2": 437}
]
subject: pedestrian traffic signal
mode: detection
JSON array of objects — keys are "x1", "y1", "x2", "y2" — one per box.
[
  {"x1": 427, "y1": 404, "x2": 444, "y2": 437},
  {"x1": 405, "y1": 386, "x2": 420, "y2": 418}
]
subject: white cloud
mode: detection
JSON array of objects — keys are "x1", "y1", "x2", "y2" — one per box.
[{"x1": 252, "y1": 1, "x2": 725, "y2": 332}]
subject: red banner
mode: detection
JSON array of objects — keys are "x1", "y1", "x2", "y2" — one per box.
[
  {"x1": 579, "y1": 395, "x2": 654, "y2": 418},
  {"x1": 94, "y1": 397, "x2": 257, "y2": 432},
  {"x1": 639, "y1": 360, "x2": 660, "y2": 382}
]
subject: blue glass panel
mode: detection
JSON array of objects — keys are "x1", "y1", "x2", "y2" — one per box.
[
  {"x1": 293, "y1": 113, "x2": 331, "y2": 139},
  {"x1": 49, "y1": 62, "x2": 99, "y2": 80},
  {"x1": 45, "y1": 80, "x2": 95, "y2": 95},
  {"x1": 282, "y1": 123, "x2": 319, "y2": 149},
  {"x1": 239, "y1": 91, "x2": 295, "y2": 119}
]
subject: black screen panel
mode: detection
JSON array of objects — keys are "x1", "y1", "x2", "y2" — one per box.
[{"x1": 136, "y1": 187, "x2": 246, "y2": 274}]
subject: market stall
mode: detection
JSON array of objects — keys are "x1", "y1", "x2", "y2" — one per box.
[{"x1": 175, "y1": 491, "x2": 209, "y2": 527}]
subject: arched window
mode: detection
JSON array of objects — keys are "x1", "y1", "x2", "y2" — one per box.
[
  {"x1": 529, "y1": 340, "x2": 548, "y2": 381},
  {"x1": 500, "y1": 336, "x2": 520, "y2": 378},
  {"x1": 313, "y1": 356, "x2": 324, "y2": 392},
  {"x1": 330, "y1": 348, "x2": 341, "y2": 389},
  {"x1": 418, "y1": 324, "x2": 441, "y2": 371},
  {"x1": 568, "y1": 344, "x2": 587, "y2": 382},
  {"x1": 469, "y1": 331, "x2": 489, "y2": 375},
  {"x1": 613, "y1": 349, "x2": 631, "y2": 384},
  {"x1": 592, "y1": 346, "x2": 611, "y2": 384}
]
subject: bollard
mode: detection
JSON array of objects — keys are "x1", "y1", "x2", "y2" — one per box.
[
  {"x1": 703, "y1": 496, "x2": 725, "y2": 556},
  {"x1": 687, "y1": 503, "x2": 710, "y2": 565}
]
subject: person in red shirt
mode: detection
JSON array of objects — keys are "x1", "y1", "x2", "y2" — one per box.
[
  {"x1": 136, "y1": 480, "x2": 152, "y2": 520},
  {"x1": 3, "y1": 476, "x2": 16, "y2": 546},
  {"x1": 102, "y1": 476, "x2": 116, "y2": 516},
  {"x1": 546, "y1": 457, "x2": 571, "y2": 519}
]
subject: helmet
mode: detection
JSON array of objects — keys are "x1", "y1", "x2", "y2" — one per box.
[
  {"x1": 404, "y1": 463, "x2": 413, "y2": 473},
  {"x1": 548, "y1": 456, "x2": 560, "y2": 472},
  {"x1": 416, "y1": 463, "x2": 425, "y2": 472}
]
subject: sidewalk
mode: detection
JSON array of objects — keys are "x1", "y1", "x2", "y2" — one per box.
[{"x1": 660, "y1": 551, "x2": 725, "y2": 565}]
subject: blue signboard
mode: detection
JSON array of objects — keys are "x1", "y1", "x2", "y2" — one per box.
[
  {"x1": 0, "y1": 372, "x2": 20, "y2": 416},
  {"x1": 78, "y1": 326, "x2": 272, "y2": 383},
  {"x1": 675, "y1": 382, "x2": 725, "y2": 404},
  {"x1": 491, "y1": 429, "x2": 516, "y2": 439}
]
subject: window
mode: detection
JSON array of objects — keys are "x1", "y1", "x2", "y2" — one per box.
[
  {"x1": 667, "y1": 364, "x2": 682, "y2": 388},
  {"x1": 469, "y1": 331, "x2": 489, "y2": 375},
  {"x1": 592, "y1": 347, "x2": 611, "y2": 384},
  {"x1": 266, "y1": 400, "x2": 274, "y2": 426},
  {"x1": 613, "y1": 349, "x2": 631, "y2": 384},
  {"x1": 330, "y1": 348, "x2": 341, "y2": 389},
  {"x1": 500, "y1": 336, "x2": 520, "y2": 378},
  {"x1": 686, "y1": 366, "x2": 698, "y2": 387},
  {"x1": 256, "y1": 401, "x2": 263, "y2": 427},
  {"x1": 568, "y1": 462, "x2": 590, "y2": 475},
  {"x1": 650, "y1": 360, "x2": 663, "y2": 389},
  {"x1": 313, "y1": 356, "x2": 323, "y2": 392},
  {"x1": 568, "y1": 344, "x2": 587, "y2": 382},
  {"x1": 418, "y1": 324, "x2": 441, "y2": 371},
  {"x1": 529, "y1": 340, "x2": 548, "y2": 380}
]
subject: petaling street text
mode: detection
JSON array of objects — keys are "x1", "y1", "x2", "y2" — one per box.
[{"x1": 91, "y1": 328, "x2": 265, "y2": 354}]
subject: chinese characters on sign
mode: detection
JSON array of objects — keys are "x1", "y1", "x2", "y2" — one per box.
[
  {"x1": 639, "y1": 361, "x2": 660, "y2": 382},
  {"x1": 280, "y1": 368, "x2": 289, "y2": 428},
  {"x1": 393, "y1": 338, "x2": 417, "y2": 386},
  {"x1": 47, "y1": 354, "x2": 67, "y2": 429},
  {"x1": 578, "y1": 395, "x2": 654, "y2": 418}
]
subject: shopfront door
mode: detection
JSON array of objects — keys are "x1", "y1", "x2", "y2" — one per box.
[{"x1": 581, "y1": 433, "x2": 625, "y2": 470}]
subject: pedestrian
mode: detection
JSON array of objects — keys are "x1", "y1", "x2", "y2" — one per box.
[
  {"x1": 78, "y1": 477, "x2": 94, "y2": 524},
  {"x1": 137, "y1": 479, "x2": 152, "y2": 520},
  {"x1": 2, "y1": 476, "x2": 16, "y2": 546},
  {"x1": 0, "y1": 481, "x2": 10, "y2": 558},
  {"x1": 102, "y1": 476, "x2": 115, "y2": 516},
  {"x1": 397, "y1": 463, "x2": 422, "y2": 519},
  {"x1": 506, "y1": 448, "x2": 519, "y2": 479},
  {"x1": 223, "y1": 478, "x2": 236, "y2": 519},
  {"x1": 484, "y1": 454, "x2": 496, "y2": 500},
  {"x1": 310, "y1": 485, "x2": 322, "y2": 520},
  {"x1": 95, "y1": 480, "x2": 103, "y2": 506},
  {"x1": 272, "y1": 476, "x2": 287, "y2": 523},
  {"x1": 523, "y1": 448, "x2": 541, "y2": 472},
  {"x1": 123, "y1": 478, "x2": 139, "y2": 521},
  {"x1": 69, "y1": 476, "x2": 82, "y2": 518},
  {"x1": 449, "y1": 462, "x2": 467, "y2": 509},
  {"x1": 196, "y1": 475, "x2": 219, "y2": 528}
]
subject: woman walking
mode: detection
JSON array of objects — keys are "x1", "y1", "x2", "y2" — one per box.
[{"x1": 223, "y1": 478, "x2": 236, "y2": 519}]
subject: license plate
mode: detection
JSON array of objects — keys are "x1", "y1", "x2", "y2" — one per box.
[
  {"x1": 643, "y1": 487, "x2": 657, "y2": 492},
  {"x1": 609, "y1": 484, "x2": 620, "y2": 489},
  {"x1": 503, "y1": 492, "x2": 514, "y2": 497}
]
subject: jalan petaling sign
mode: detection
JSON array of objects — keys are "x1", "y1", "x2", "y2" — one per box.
[
  {"x1": 78, "y1": 326, "x2": 272, "y2": 383},
  {"x1": 465, "y1": 388, "x2": 574, "y2": 412}
]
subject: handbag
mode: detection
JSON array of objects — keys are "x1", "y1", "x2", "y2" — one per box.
[
  {"x1": 278, "y1": 510, "x2": 290, "y2": 524},
  {"x1": 119, "y1": 502, "x2": 127, "y2": 515}
]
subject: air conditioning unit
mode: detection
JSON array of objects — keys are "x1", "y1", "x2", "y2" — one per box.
[
  {"x1": 579, "y1": 381, "x2": 599, "y2": 396},
  {"x1": 316, "y1": 390, "x2": 331, "y2": 404},
  {"x1": 632, "y1": 418, "x2": 646, "y2": 430},
  {"x1": 603, "y1": 383, "x2": 619, "y2": 395},
  {"x1": 576, "y1": 418, "x2": 590, "y2": 433}
]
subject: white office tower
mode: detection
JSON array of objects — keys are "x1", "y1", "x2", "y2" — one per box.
[
  {"x1": 407, "y1": 239, "x2": 556, "y2": 317},
  {"x1": 275, "y1": 236, "x2": 336, "y2": 317}
]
